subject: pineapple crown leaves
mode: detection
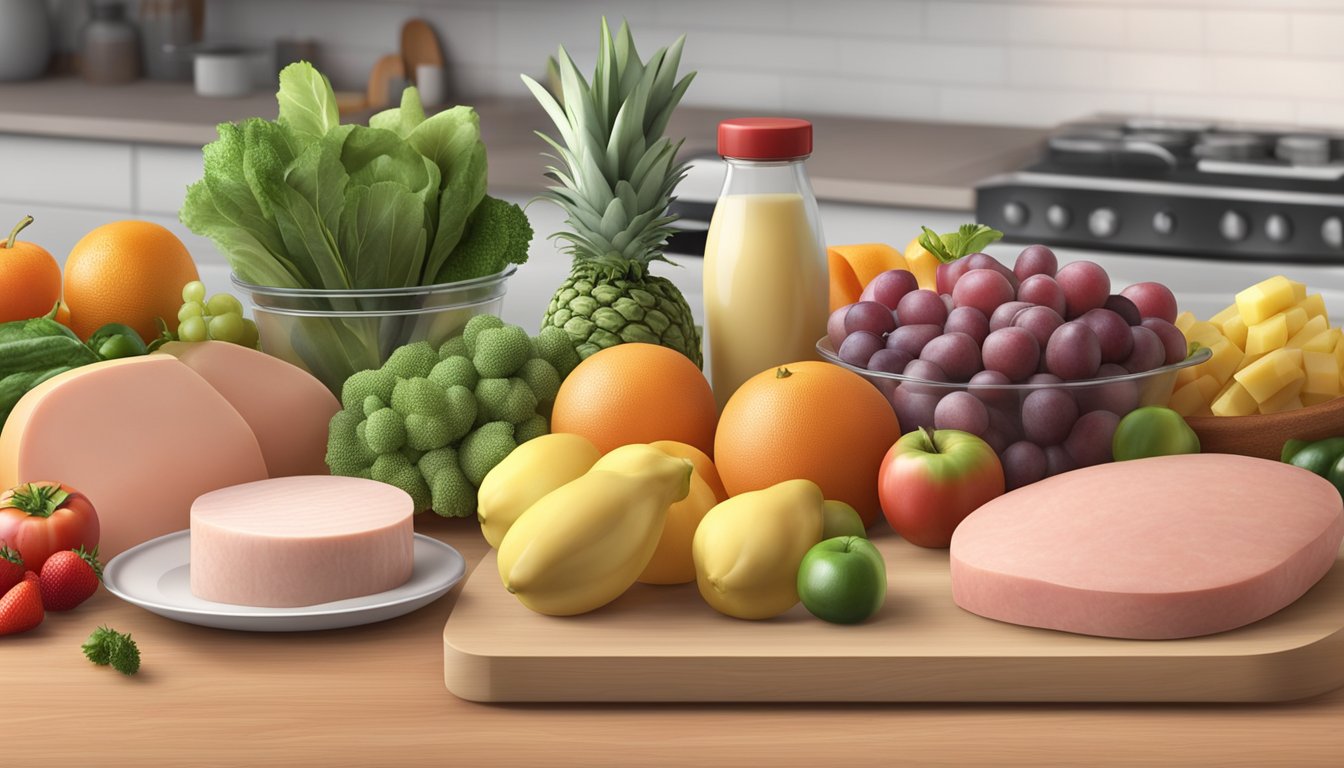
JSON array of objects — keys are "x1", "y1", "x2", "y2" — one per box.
[{"x1": 521, "y1": 18, "x2": 695, "y2": 273}]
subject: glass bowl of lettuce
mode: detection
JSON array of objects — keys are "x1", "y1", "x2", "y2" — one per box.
[{"x1": 181, "y1": 62, "x2": 532, "y2": 394}]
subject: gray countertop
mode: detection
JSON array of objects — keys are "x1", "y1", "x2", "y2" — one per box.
[{"x1": 0, "y1": 77, "x2": 1047, "y2": 210}]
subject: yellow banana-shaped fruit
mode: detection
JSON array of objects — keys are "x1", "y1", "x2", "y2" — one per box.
[
  {"x1": 477, "y1": 432, "x2": 601, "y2": 548},
  {"x1": 692, "y1": 478, "x2": 826, "y2": 620},
  {"x1": 497, "y1": 444, "x2": 692, "y2": 616}
]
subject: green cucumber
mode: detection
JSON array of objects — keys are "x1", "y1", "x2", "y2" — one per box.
[{"x1": 0, "y1": 335, "x2": 99, "y2": 377}]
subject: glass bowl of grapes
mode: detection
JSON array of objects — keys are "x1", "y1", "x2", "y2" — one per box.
[{"x1": 819, "y1": 245, "x2": 1211, "y2": 490}]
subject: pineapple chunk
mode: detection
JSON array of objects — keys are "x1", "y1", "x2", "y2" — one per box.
[
  {"x1": 1283, "y1": 306, "x2": 1309, "y2": 337},
  {"x1": 1291, "y1": 280, "x2": 1308, "y2": 303},
  {"x1": 1169, "y1": 374, "x2": 1220, "y2": 417},
  {"x1": 1260, "y1": 391, "x2": 1304, "y2": 414},
  {"x1": 1233, "y1": 347, "x2": 1304, "y2": 402},
  {"x1": 1211, "y1": 380, "x2": 1259, "y2": 417},
  {"x1": 1186, "y1": 321, "x2": 1225, "y2": 349},
  {"x1": 1174, "y1": 366, "x2": 1199, "y2": 389},
  {"x1": 1174, "y1": 311, "x2": 1197, "y2": 333},
  {"x1": 1303, "y1": 327, "x2": 1342, "y2": 354},
  {"x1": 1304, "y1": 392, "x2": 1337, "y2": 407},
  {"x1": 1244, "y1": 313, "x2": 1289, "y2": 356},
  {"x1": 1204, "y1": 337, "x2": 1244, "y2": 384},
  {"x1": 1302, "y1": 350, "x2": 1341, "y2": 401},
  {"x1": 1287, "y1": 315, "x2": 1329, "y2": 349},
  {"x1": 1220, "y1": 314, "x2": 1248, "y2": 351},
  {"x1": 1208, "y1": 303, "x2": 1239, "y2": 327},
  {"x1": 1297, "y1": 293, "x2": 1328, "y2": 321},
  {"x1": 1235, "y1": 275, "x2": 1299, "y2": 326}
]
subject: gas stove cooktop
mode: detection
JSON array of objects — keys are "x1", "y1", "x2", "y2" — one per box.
[{"x1": 975, "y1": 116, "x2": 1344, "y2": 263}]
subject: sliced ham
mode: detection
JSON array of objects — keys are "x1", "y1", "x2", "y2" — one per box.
[
  {"x1": 950, "y1": 453, "x2": 1344, "y2": 640},
  {"x1": 190, "y1": 476, "x2": 414, "y2": 607}
]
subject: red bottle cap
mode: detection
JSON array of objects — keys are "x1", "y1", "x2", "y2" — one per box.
[{"x1": 717, "y1": 118, "x2": 813, "y2": 160}]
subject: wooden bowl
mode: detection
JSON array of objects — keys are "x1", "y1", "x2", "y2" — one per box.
[{"x1": 1186, "y1": 396, "x2": 1344, "y2": 461}]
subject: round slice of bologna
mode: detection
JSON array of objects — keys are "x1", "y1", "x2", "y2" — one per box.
[{"x1": 950, "y1": 453, "x2": 1344, "y2": 640}]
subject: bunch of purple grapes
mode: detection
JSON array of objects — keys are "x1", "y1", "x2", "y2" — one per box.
[{"x1": 825, "y1": 245, "x2": 1187, "y2": 489}]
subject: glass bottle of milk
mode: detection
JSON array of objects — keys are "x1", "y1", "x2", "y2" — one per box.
[{"x1": 703, "y1": 118, "x2": 828, "y2": 410}]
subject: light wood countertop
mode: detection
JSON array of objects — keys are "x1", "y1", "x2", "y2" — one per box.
[
  {"x1": 7, "y1": 514, "x2": 1343, "y2": 767},
  {"x1": 0, "y1": 77, "x2": 1044, "y2": 210}
]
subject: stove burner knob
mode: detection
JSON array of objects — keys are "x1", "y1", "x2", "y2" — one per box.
[
  {"x1": 1088, "y1": 208, "x2": 1118, "y2": 238},
  {"x1": 1002, "y1": 201, "x2": 1028, "y2": 227},
  {"x1": 1152, "y1": 210, "x2": 1176, "y2": 236},
  {"x1": 1219, "y1": 211, "x2": 1249, "y2": 242},
  {"x1": 1045, "y1": 204, "x2": 1071, "y2": 230},
  {"x1": 1265, "y1": 214, "x2": 1293, "y2": 243},
  {"x1": 1324, "y1": 217, "x2": 1344, "y2": 250}
]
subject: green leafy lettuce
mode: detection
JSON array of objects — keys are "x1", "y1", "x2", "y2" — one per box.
[{"x1": 180, "y1": 62, "x2": 533, "y2": 392}]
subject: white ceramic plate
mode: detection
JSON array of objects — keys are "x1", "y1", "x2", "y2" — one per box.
[{"x1": 103, "y1": 531, "x2": 465, "y2": 632}]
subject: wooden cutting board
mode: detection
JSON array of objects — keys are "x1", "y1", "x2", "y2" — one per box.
[{"x1": 443, "y1": 532, "x2": 1344, "y2": 703}]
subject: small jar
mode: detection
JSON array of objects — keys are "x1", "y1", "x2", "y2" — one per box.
[{"x1": 82, "y1": 1, "x2": 141, "y2": 85}]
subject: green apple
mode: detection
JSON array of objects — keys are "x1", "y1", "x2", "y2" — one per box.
[
  {"x1": 796, "y1": 536, "x2": 887, "y2": 624},
  {"x1": 821, "y1": 500, "x2": 867, "y2": 539}
]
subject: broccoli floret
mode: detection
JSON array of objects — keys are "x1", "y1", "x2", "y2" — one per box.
[
  {"x1": 518, "y1": 358, "x2": 560, "y2": 403},
  {"x1": 391, "y1": 377, "x2": 448, "y2": 417},
  {"x1": 362, "y1": 395, "x2": 386, "y2": 418},
  {"x1": 476, "y1": 377, "x2": 538, "y2": 424},
  {"x1": 401, "y1": 447, "x2": 425, "y2": 464},
  {"x1": 515, "y1": 414, "x2": 549, "y2": 444},
  {"x1": 384, "y1": 341, "x2": 440, "y2": 379},
  {"x1": 532, "y1": 326, "x2": 581, "y2": 378},
  {"x1": 459, "y1": 421, "x2": 517, "y2": 486},
  {"x1": 371, "y1": 452, "x2": 431, "y2": 511},
  {"x1": 404, "y1": 413, "x2": 451, "y2": 451},
  {"x1": 417, "y1": 447, "x2": 459, "y2": 485},
  {"x1": 428, "y1": 355, "x2": 478, "y2": 391},
  {"x1": 341, "y1": 369, "x2": 397, "y2": 413},
  {"x1": 462, "y1": 315, "x2": 504, "y2": 357},
  {"x1": 364, "y1": 408, "x2": 406, "y2": 455},
  {"x1": 325, "y1": 410, "x2": 373, "y2": 475},
  {"x1": 434, "y1": 196, "x2": 532, "y2": 284},
  {"x1": 443, "y1": 385, "x2": 478, "y2": 442},
  {"x1": 438, "y1": 336, "x2": 469, "y2": 359},
  {"x1": 473, "y1": 325, "x2": 532, "y2": 378},
  {"x1": 429, "y1": 460, "x2": 476, "y2": 518}
]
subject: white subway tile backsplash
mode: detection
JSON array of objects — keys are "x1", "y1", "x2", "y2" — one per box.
[
  {"x1": 1205, "y1": 10, "x2": 1291, "y2": 54},
  {"x1": 196, "y1": 0, "x2": 1344, "y2": 129}
]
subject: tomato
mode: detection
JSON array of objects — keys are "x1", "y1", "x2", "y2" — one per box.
[{"x1": 0, "y1": 482, "x2": 99, "y2": 572}]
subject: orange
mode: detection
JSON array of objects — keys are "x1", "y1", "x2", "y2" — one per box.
[
  {"x1": 551, "y1": 343, "x2": 717, "y2": 457},
  {"x1": 0, "y1": 216, "x2": 62, "y2": 323},
  {"x1": 62, "y1": 221, "x2": 199, "y2": 342},
  {"x1": 636, "y1": 463, "x2": 718, "y2": 585},
  {"x1": 649, "y1": 440, "x2": 728, "y2": 502},
  {"x1": 828, "y1": 243, "x2": 908, "y2": 311},
  {"x1": 714, "y1": 361, "x2": 900, "y2": 527}
]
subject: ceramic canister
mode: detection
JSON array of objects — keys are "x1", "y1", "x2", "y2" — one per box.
[{"x1": 0, "y1": 0, "x2": 53, "y2": 81}]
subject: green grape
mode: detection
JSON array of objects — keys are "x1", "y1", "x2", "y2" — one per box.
[
  {"x1": 182, "y1": 281, "x2": 206, "y2": 304},
  {"x1": 239, "y1": 318, "x2": 260, "y2": 349},
  {"x1": 206, "y1": 293, "x2": 244, "y2": 317},
  {"x1": 178, "y1": 315, "x2": 208, "y2": 342},
  {"x1": 178, "y1": 301, "x2": 205, "y2": 323},
  {"x1": 208, "y1": 312, "x2": 245, "y2": 343}
]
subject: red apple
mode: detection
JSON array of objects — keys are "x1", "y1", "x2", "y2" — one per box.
[{"x1": 877, "y1": 427, "x2": 1005, "y2": 548}]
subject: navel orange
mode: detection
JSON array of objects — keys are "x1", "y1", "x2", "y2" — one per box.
[
  {"x1": 714, "y1": 361, "x2": 901, "y2": 526},
  {"x1": 551, "y1": 343, "x2": 717, "y2": 457},
  {"x1": 62, "y1": 221, "x2": 199, "y2": 342}
]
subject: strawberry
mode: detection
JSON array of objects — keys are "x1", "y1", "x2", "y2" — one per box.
[
  {"x1": 0, "y1": 544, "x2": 24, "y2": 595},
  {"x1": 0, "y1": 571, "x2": 43, "y2": 635},
  {"x1": 38, "y1": 546, "x2": 102, "y2": 611}
]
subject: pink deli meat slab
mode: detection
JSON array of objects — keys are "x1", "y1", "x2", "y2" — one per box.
[
  {"x1": 0, "y1": 356, "x2": 270, "y2": 557},
  {"x1": 190, "y1": 475, "x2": 414, "y2": 607},
  {"x1": 949, "y1": 453, "x2": 1344, "y2": 640},
  {"x1": 156, "y1": 341, "x2": 340, "y2": 478}
]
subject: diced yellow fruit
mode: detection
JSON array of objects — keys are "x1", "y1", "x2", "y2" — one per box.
[
  {"x1": 1303, "y1": 350, "x2": 1341, "y2": 398},
  {"x1": 1211, "y1": 380, "x2": 1259, "y2": 417},
  {"x1": 1291, "y1": 280, "x2": 1308, "y2": 303},
  {"x1": 1174, "y1": 311, "x2": 1196, "y2": 333},
  {"x1": 1335, "y1": 331, "x2": 1344, "y2": 371},
  {"x1": 1236, "y1": 275, "x2": 1298, "y2": 326},
  {"x1": 1287, "y1": 315, "x2": 1329, "y2": 348},
  {"x1": 1300, "y1": 326, "x2": 1340, "y2": 353},
  {"x1": 1234, "y1": 347, "x2": 1304, "y2": 402},
  {"x1": 1209, "y1": 303, "x2": 1239, "y2": 327},
  {"x1": 1221, "y1": 314, "x2": 1248, "y2": 351},
  {"x1": 1283, "y1": 306, "x2": 1309, "y2": 337},
  {"x1": 1296, "y1": 293, "x2": 1327, "y2": 322},
  {"x1": 1245, "y1": 313, "x2": 1289, "y2": 356},
  {"x1": 1304, "y1": 392, "x2": 1338, "y2": 407},
  {"x1": 1168, "y1": 379, "x2": 1206, "y2": 417},
  {"x1": 1259, "y1": 391, "x2": 1303, "y2": 415},
  {"x1": 1205, "y1": 337, "x2": 1244, "y2": 385},
  {"x1": 1174, "y1": 366, "x2": 1199, "y2": 389},
  {"x1": 1186, "y1": 321, "x2": 1225, "y2": 348}
]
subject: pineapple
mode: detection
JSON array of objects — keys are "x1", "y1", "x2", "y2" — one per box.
[{"x1": 522, "y1": 19, "x2": 702, "y2": 367}]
